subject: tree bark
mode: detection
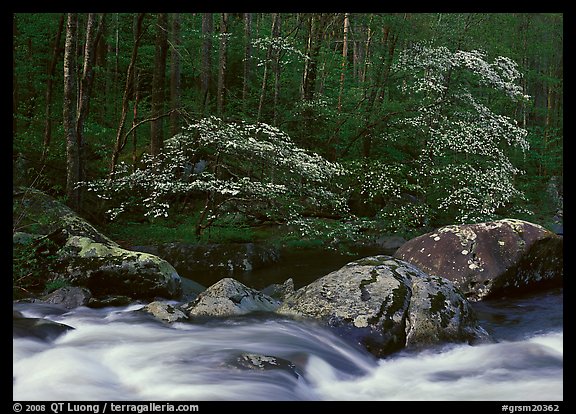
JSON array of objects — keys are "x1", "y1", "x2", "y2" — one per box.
[
  {"x1": 201, "y1": 13, "x2": 213, "y2": 114},
  {"x1": 337, "y1": 13, "x2": 350, "y2": 113},
  {"x1": 169, "y1": 13, "x2": 181, "y2": 137},
  {"x1": 64, "y1": 13, "x2": 80, "y2": 210},
  {"x1": 272, "y1": 14, "x2": 282, "y2": 126},
  {"x1": 13, "y1": 16, "x2": 18, "y2": 138},
  {"x1": 217, "y1": 13, "x2": 229, "y2": 117},
  {"x1": 257, "y1": 13, "x2": 279, "y2": 122},
  {"x1": 41, "y1": 14, "x2": 65, "y2": 163},
  {"x1": 75, "y1": 13, "x2": 105, "y2": 209},
  {"x1": 242, "y1": 12, "x2": 253, "y2": 109},
  {"x1": 150, "y1": 13, "x2": 169, "y2": 156},
  {"x1": 109, "y1": 13, "x2": 145, "y2": 178}
]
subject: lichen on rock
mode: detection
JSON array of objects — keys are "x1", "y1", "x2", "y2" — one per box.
[{"x1": 277, "y1": 255, "x2": 490, "y2": 357}]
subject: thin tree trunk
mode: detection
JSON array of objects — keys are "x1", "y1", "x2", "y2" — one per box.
[
  {"x1": 217, "y1": 13, "x2": 229, "y2": 117},
  {"x1": 132, "y1": 72, "x2": 140, "y2": 172},
  {"x1": 150, "y1": 13, "x2": 169, "y2": 156},
  {"x1": 13, "y1": 16, "x2": 18, "y2": 137},
  {"x1": 41, "y1": 14, "x2": 65, "y2": 163},
  {"x1": 361, "y1": 15, "x2": 373, "y2": 84},
  {"x1": 109, "y1": 13, "x2": 145, "y2": 178},
  {"x1": 169, "y1": 13, "x2": 181, "y2": 137},
  {"x1": 242, "y1": 12, "x2": 253, "y2": 110},
  {"x1": 272, "y1": 14, "x2": 282, "y2": 126},
  {"x1": 75, "y1": 13, "x2": 105, "y2": 209},
  {"x1": 64, "y1": 13, "x2": 80, "y2": 210},
  {"x1": 201, "y1": 13, "x2": 213, "y2": 114},
  {"x1": 337, "y1": 13, "x2": 350, "y2": 112},
  {"x1": 257, "y1": 13, "x2": 278, "y2": 122}
]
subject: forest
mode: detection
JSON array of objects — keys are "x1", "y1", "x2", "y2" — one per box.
[{"x1": 13, "y1": 12, "x2": 563, "y2": 249}]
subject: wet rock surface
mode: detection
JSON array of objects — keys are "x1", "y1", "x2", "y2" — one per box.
[
  {"x1": 277, "y1": 255, "x2": 490, "y2": 357},
  {"x1": 394, "y1": 219, "x2": 563, "y2": 301}
]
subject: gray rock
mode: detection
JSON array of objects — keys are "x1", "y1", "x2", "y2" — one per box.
[
  {"x1": 184, "y1": 278, "x2": 281, "y2": 317},
  {"x1": 141, "y1": 301, "x2": 188, "y2": 323},
  {"x1": 13, "y1": 311, "x2": 74, "y2": 341},
  {"x1": 13, "y1": 187, "x2": 183, "y2": 301},
  {"x1": 42, "y1": 286, "x2": 92, "y2": 309},
  {"x1": 56, "y1": 236, "x2": 181, "y2": 300},
  {"x1": 226, "y1": 352, "x2": 300, "y2": 378},
  {"x1": 261, "y1": 278, "x2": 295, "y2": 301},
  {"x1": 277, "y1": 255, "x2": 490, "y2": 357},
  {"x1": 394, "y1": 219, "x2": 563, "y2": 301}
]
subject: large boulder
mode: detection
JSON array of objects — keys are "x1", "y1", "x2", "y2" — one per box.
[
  {"x1": 13, "y1": 310, "x2": 74, "y2": 342},
  {"x1": 13, "y1": 186, "x2": 115, "y2": 244},
  {"x1": 13, "y1": 187, "x2": 182, "y2": 301},
  {"x1": 183, "y1": 278, "x2": 281, "y2": 317},
  {"x1": 277, "y1": 255, "x2": 490, "y2": 357},
  {"x1": 394, "y1": 219, "x2": 563, "y2": 301},
  {"x1": 55, "y1": 236, "x2": 181, "y2": 299}
]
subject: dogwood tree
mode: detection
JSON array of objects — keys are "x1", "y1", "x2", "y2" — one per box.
[
  {"x1": 391, "y1": 43, "x2": 531, "y2": 223},
  {"x1": 81, "y1": 117, "x2": 347, "y2": 235}
]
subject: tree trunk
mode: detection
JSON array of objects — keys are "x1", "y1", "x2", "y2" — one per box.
[
  {"x1": 76, "y1": 13, "x2": 105, "y2": 200},
  {"x1": 169, "y1": 13, "x2": 181, "y2": 137},
  {"x1": 242, "y1": 12, "x2": 253, "y2": 109},
  {"x1": 272, "y1": 14, "x2": 282, "y2": 126},
  {"x1": 13, "y1": 16, "x2": 18, "y2": 138},
  {"x1": 64, "y1": 13, "x2": 80, "y2": 210},
  {"x1": 337, "y1": 13, "x2": 350, "y2": 113},
  {"x1": 257, "y1": 13, "x2": 278, "y2": 122},
  {"x1": 150, "y1": 13, "x2": 169, "y2": 156},
  {"x1": 132, "y1": 72, "x2": 140, "y2": 172},
  {"x1": 109, "y1": 13, "x2": 145, "y2": 178},
  {"x1": 201, "y1": 13, "x2": 213, "y2": 114},
  {"x1": 217, "y1": 13, "x2": 229, "y2": 117},
  {"x1": 41, "y1": 14, "x2": 65, "y2": 163}
]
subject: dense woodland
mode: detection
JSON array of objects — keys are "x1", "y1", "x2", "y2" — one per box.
[{"x1": 13, "y1": 13, "x2": 563, "y2": 247}]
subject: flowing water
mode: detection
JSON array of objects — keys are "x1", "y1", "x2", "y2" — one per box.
[{"x1": 13, "y1": 285, "x2": 562, "y2": 401}]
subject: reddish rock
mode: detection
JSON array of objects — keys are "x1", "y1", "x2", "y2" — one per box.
[{"x1": 394, "y1": 219, "x2": 563, "y2": 301}]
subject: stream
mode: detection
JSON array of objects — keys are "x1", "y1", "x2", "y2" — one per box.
[{"x1": 13, "y1": 283, "x2": 562, "y2": 401}]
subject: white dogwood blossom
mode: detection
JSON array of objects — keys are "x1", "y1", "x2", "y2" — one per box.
[
  {"x1": 81, "y1": 117, "x2": 345, "y2": 232},
  {"x1": 393, "y1": 43, "x2": 530, "y2": 223}
]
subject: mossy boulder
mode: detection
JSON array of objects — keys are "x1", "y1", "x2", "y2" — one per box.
[
  {"x1": 13, "y1": 187, "x2": 182, "y2": 301},
  {"x1": 13, "y1": 186, "x2": 115, "y2": 244},
  {"x1": 276, "y1": 255, "x2": 490, "y2": 357},
  {"x1": 394, "y1": 219, "x2": 563, "y2": 301},
  {"x1": 56, "y1": 236, "x2": 181, "y2": 299}
]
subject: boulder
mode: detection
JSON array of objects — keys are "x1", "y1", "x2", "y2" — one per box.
[
  {"x1": 226, "y1": 352, "x2": 300, "y2": 379},
  {"x1": 13, "y1": 187, "x2": 182, "y2": 301},
  {"x1": 183, "y1": 278, "x2": 281, "y2": 317},
  {"x1": 277, "y1": 255, "x2": 490, "y2": 357},
  {"x1": 56, "y1": 236, "x2": 181, "y2": 300},
  {"x1": 394, "y1": 219, "x2": 563, "y2": 301},
  {"x1": 13, "y1": 186, "x2": 116, "y2": 244},
  {"x1": 261, "y1": 278, "x2": 295, "y2": 301},
  {"x1": 141, "y1": 301, "x2": 188, "y2": 323},
  {"x1": 13, "y1": 311, "x2": 74, "y2": 341},
  {"x1": 41, "y1": 286, "x2": 92, "y2": 309}
]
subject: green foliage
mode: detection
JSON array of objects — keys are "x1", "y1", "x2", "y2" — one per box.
[
  {"x1": 104, "y1": 214, "x2": 256, "y2": 245},
  {"x1": 12, "y1": 237, "x2": 60, "y2": 298},
  {"x1": 44, "y1": 277, "x2": 71, "y2": 294},
  {"x1": 13, "y1": 12, "x2": 562, "y2": 250}
]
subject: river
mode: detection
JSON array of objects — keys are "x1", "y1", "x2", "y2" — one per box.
[{"x1": 13, "y1": 282, "x2": 562, "y2": 401}]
